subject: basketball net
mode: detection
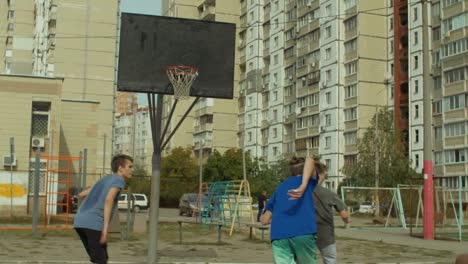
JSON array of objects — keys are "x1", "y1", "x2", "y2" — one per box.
[{"x1": 166, "y1": 66, "x2": 199, "y2": 100}]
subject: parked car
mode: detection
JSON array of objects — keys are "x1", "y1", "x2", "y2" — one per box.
[
  {"x1": 117, "y1": 193, "x2": 149, "y2": 213},
  {"x1": 62, "y1": 194, "x2": 78, "y2": 213},
  {"x1": 179, "y1": 193, "x2": 210, "y2": 217},
  {"x1": 358, "y1": 201, "x2": 375, "y2": 214}
]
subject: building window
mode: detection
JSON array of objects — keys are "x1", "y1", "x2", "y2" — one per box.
[
  {"x1": 415, "y1": 154, "x2": 419, "y2": 168},
  {"x1": 325, "y1": 92, "x2": 331, "y2": 104},
  {"x1": 413, "y1": 7, "x2": 418, "y2": 21},
  {"x1": 325, "y1": 159, "x2": 331, "y2": 171},
  {"x1": 248, "y1": 132, "x2": 252, "y2": 141},
  {"x1": 432, "y1": 27, "x2": 441, "y2": 41},
  {"x1": 344, "y1": 38, "x2": 357, "y2": 53},
  {"x1": 444, "y1": 67, "x2": 466, "y2": 84},
  {"x1": 325, "y1": 70, "x2": 332, "y2": 82},
  {"x1": 273, "y1": 146, "x2": 278, "y2": 155},
  {"x1": 345, "y1": 61, "x2": 358, "y2": 75},
  {"x1": 273, "y1": 128, "x2": 278, "y2": 138},
  {"x1": 273, "y1": 109, "x2": 278, "y2": 121},
  {"x1": 344, "y1": 16, "x2": 357, "y2": 32},
  {"x1": 247, "y1": 96, "x2": 253, "y2": 106},
  {"x1": 444, "y1": 94, "x2": 465, "y2": 110},
  {"x1": 273, "y1": 91, "x2": 278, "y2": 101},
  {"x1": 415, "y1": 129, "x2": 419, "y2": 143},
  {"x1": 413, "y1": 31, "x2": 419, "y2": 45},
  {"x1": 445, "y1": 149, "x2": 466, "y2": 164},
  {"x1": 274, "y1": 18, "x2": 279, "y2": 29},
  {"x1": 325, "y1": 26, "x2": 331, "y2": 38},
  {"x1": 274, "y1": 54, "x2": 279, "y2": 64},
  {"x1": 31, "y1": 102, "x2": 51, "y2": 137},
  {"x1": 414, "y1": 79, "x2": 419, "y2": 94},
  {"x1": 445, "y1": 122, "x2": 465, "y2": 137},
  {"x1": 345, "y1": 84, "x2": 357, "y2": 98},
  {"x1": 414, "y1": 55, "x2": 419, "y2": 69},
  {"x1": 248, "y1": 114, "x2": 253, "y2": 124},
  {"x1": 325, "y1": 136, "x2": 331, "y2": 149},
  {"x1": 344, "y1": 131, "x2": 357, "y2": 145},
  {"x1": 325, "y1": 48, "x2": 331, "y2": 60},
  {"x1": 390, "y1": 17, "x2": 394, "y2": 31},
  {"x1": 414, "y1": 105, "x2": 419, "y2": 119},
  {"x1": 308, "y1": 136, "x2": 320, "y2": 148},
  {"x1": 344, "y1": 107, "x2": 357, "y2": 121},
  {"x1": 325, "y1": 114, "x2": 331, "y2": 126},
  {"x1": 28, "y1": 160, "x2": 47, "y2": 195},
  {"x1": 325, "y1": 4, "x2": 332, "y2": 16},
  {"x1": 432, "y1": 100, "x2": 442, "y2": 114}
]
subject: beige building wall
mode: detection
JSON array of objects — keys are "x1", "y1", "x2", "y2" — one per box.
[
  {"x1": 0, "y1": 74, "x2": 63, "y2": 214},
  {"x1": 0, "y1": 0, "x2": 119, "y2": 183},
  {"x1": 161, "y1": 0, "x2": 240, "y2": 158}
]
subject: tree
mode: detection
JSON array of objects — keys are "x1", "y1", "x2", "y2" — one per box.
[
  {"x1": 203, "y1": 148, "x2": 255, "y2": 182},
  {"x1": 160, "y1": 147, "x2": 199, "y2": 206},
  {"x1": 249, "y1": 158, "x2": 290, "y2": 201},
  {"x1": 126, "y1": 164, "x2": 151, "y2": 197},
  {"x1": 342, "y1": 108, "x2": 419, "y2": 187}
]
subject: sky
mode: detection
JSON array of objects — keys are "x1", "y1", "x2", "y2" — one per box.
[{"x1": 120, "y1": 0, "x2": 161, "y2": 105}]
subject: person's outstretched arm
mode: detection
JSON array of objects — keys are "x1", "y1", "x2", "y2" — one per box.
[
  {"x1": 288, "y1": 157, "x2": 316, "y2": 198},
  {"x1": 101, "y1": 187, "x2": 120, "y2": 245}
]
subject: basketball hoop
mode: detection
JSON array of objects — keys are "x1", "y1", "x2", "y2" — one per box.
[{"x1": 166, "y1": 65, "x2": 199, "y2": 100}]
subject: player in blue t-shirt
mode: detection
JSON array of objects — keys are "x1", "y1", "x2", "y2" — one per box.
[
  {"x1": 261, "y1": 156, "x2": 327, "y2": 264},
  {"x1": 74, "y1": 154, "x2": 133, "y2": 264}
]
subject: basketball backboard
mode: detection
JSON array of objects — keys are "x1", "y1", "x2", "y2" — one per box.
[{"x1": 117, "y1": 13, "x2": 236, "y2": 99}]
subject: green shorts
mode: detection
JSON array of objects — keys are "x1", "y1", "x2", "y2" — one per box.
[{"x1": 271, "y1": 234, "x2": 317, "y2": 264}]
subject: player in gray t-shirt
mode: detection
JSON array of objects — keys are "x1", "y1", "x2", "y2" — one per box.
[
  {"x1": 313, "y1": 173, "x2": 350, "y2": 264},
  {"x1": 74, "y1": 154, "x2": 133, "y2": 264}
]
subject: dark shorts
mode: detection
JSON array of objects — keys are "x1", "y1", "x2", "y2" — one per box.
[{"x1": 75, "y1": 228, "x2": 108, "y2": 264}]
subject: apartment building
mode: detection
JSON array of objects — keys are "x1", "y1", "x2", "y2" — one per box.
[
  {"x1": 238, "y1": 0, "x2": 388, "y2": 189},
  {"x1": 114, "y1": 107, "x2": 153, "y2": 170},
  {"x1": 0, "y1": 0, "x2": 119, "y2": 213},
  {"x1": 161, "y1": 0, "x2": 240, "y2": 158},
  {"x1": 389, "y1": 0, "x2": 468, "y2": 187},
  {"x1": 116, "y1": 92, "x2": 138, "y2": 114},
  {"x1": 427, "y1": 0, "x2": 468, "y2": 187}
]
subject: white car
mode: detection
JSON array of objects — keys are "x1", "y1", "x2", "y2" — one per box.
[
  {"x1": 358, "y1": 202, "x2": 375, "y2": 214},
  {"x1": 118, "y1": 193, "x2": 149, "y2": 213}
]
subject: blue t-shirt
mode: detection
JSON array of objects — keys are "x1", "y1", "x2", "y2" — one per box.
[
  {"x1": 265, "y1": 174, "x2": 318, "y2": 240},
  {"x1": 74, "y1": 175, "x2": 125, "y2": 231}
]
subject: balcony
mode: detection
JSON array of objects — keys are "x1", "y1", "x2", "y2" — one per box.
[
  {"x1": 199, "y1": 5, "x2": 215, "y2": 20},
  {"x1": 194, "y1": 106, "x2": 213, "y2": 117},
  {"x1": 194, "y1": 140, "x2": 213, "y2": 150},
  {"x1": 194, "y1": 123, "x2": 213, "y2": 134}
]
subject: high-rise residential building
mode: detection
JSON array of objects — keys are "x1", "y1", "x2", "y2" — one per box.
[
  {"x1": 239, "y1": 0, "x2": 388, "y2": 189},
  {"x1": 378, "y1": 0, "x2": 468, "y2": 188},
  {"x1": 421, "y1": 0, "x2": 467, "y2": 187},
  {"x1": 116, "y1": 92, "x2": 138, "y2": 114},
  {"x1": 160, "y1": 0, "x2": 240, "y2": 158},
  {"x1": 114, "y1": 107, "x2": 153, "y2": 170}
]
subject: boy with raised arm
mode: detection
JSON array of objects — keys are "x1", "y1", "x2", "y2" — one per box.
[{"x1": 261, "y1": 156, "x2": 324, "y2": 263}]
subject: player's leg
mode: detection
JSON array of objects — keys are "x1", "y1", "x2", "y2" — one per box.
[
  {"x1": 319, "y1": 243, "x2": 337, "y2": 264},
  {"x1": 83, "y1": 228, "x2": 108, "y2": 264},
  {"x1": 271, "y1": 238, "x2": 296, "y2": 264},
  {"x1": 75, "y1": 228, "x2": 92, "y2": 258},
  {"x1": 291, "y1": 234, "x2": 318, "y2": 264}
]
